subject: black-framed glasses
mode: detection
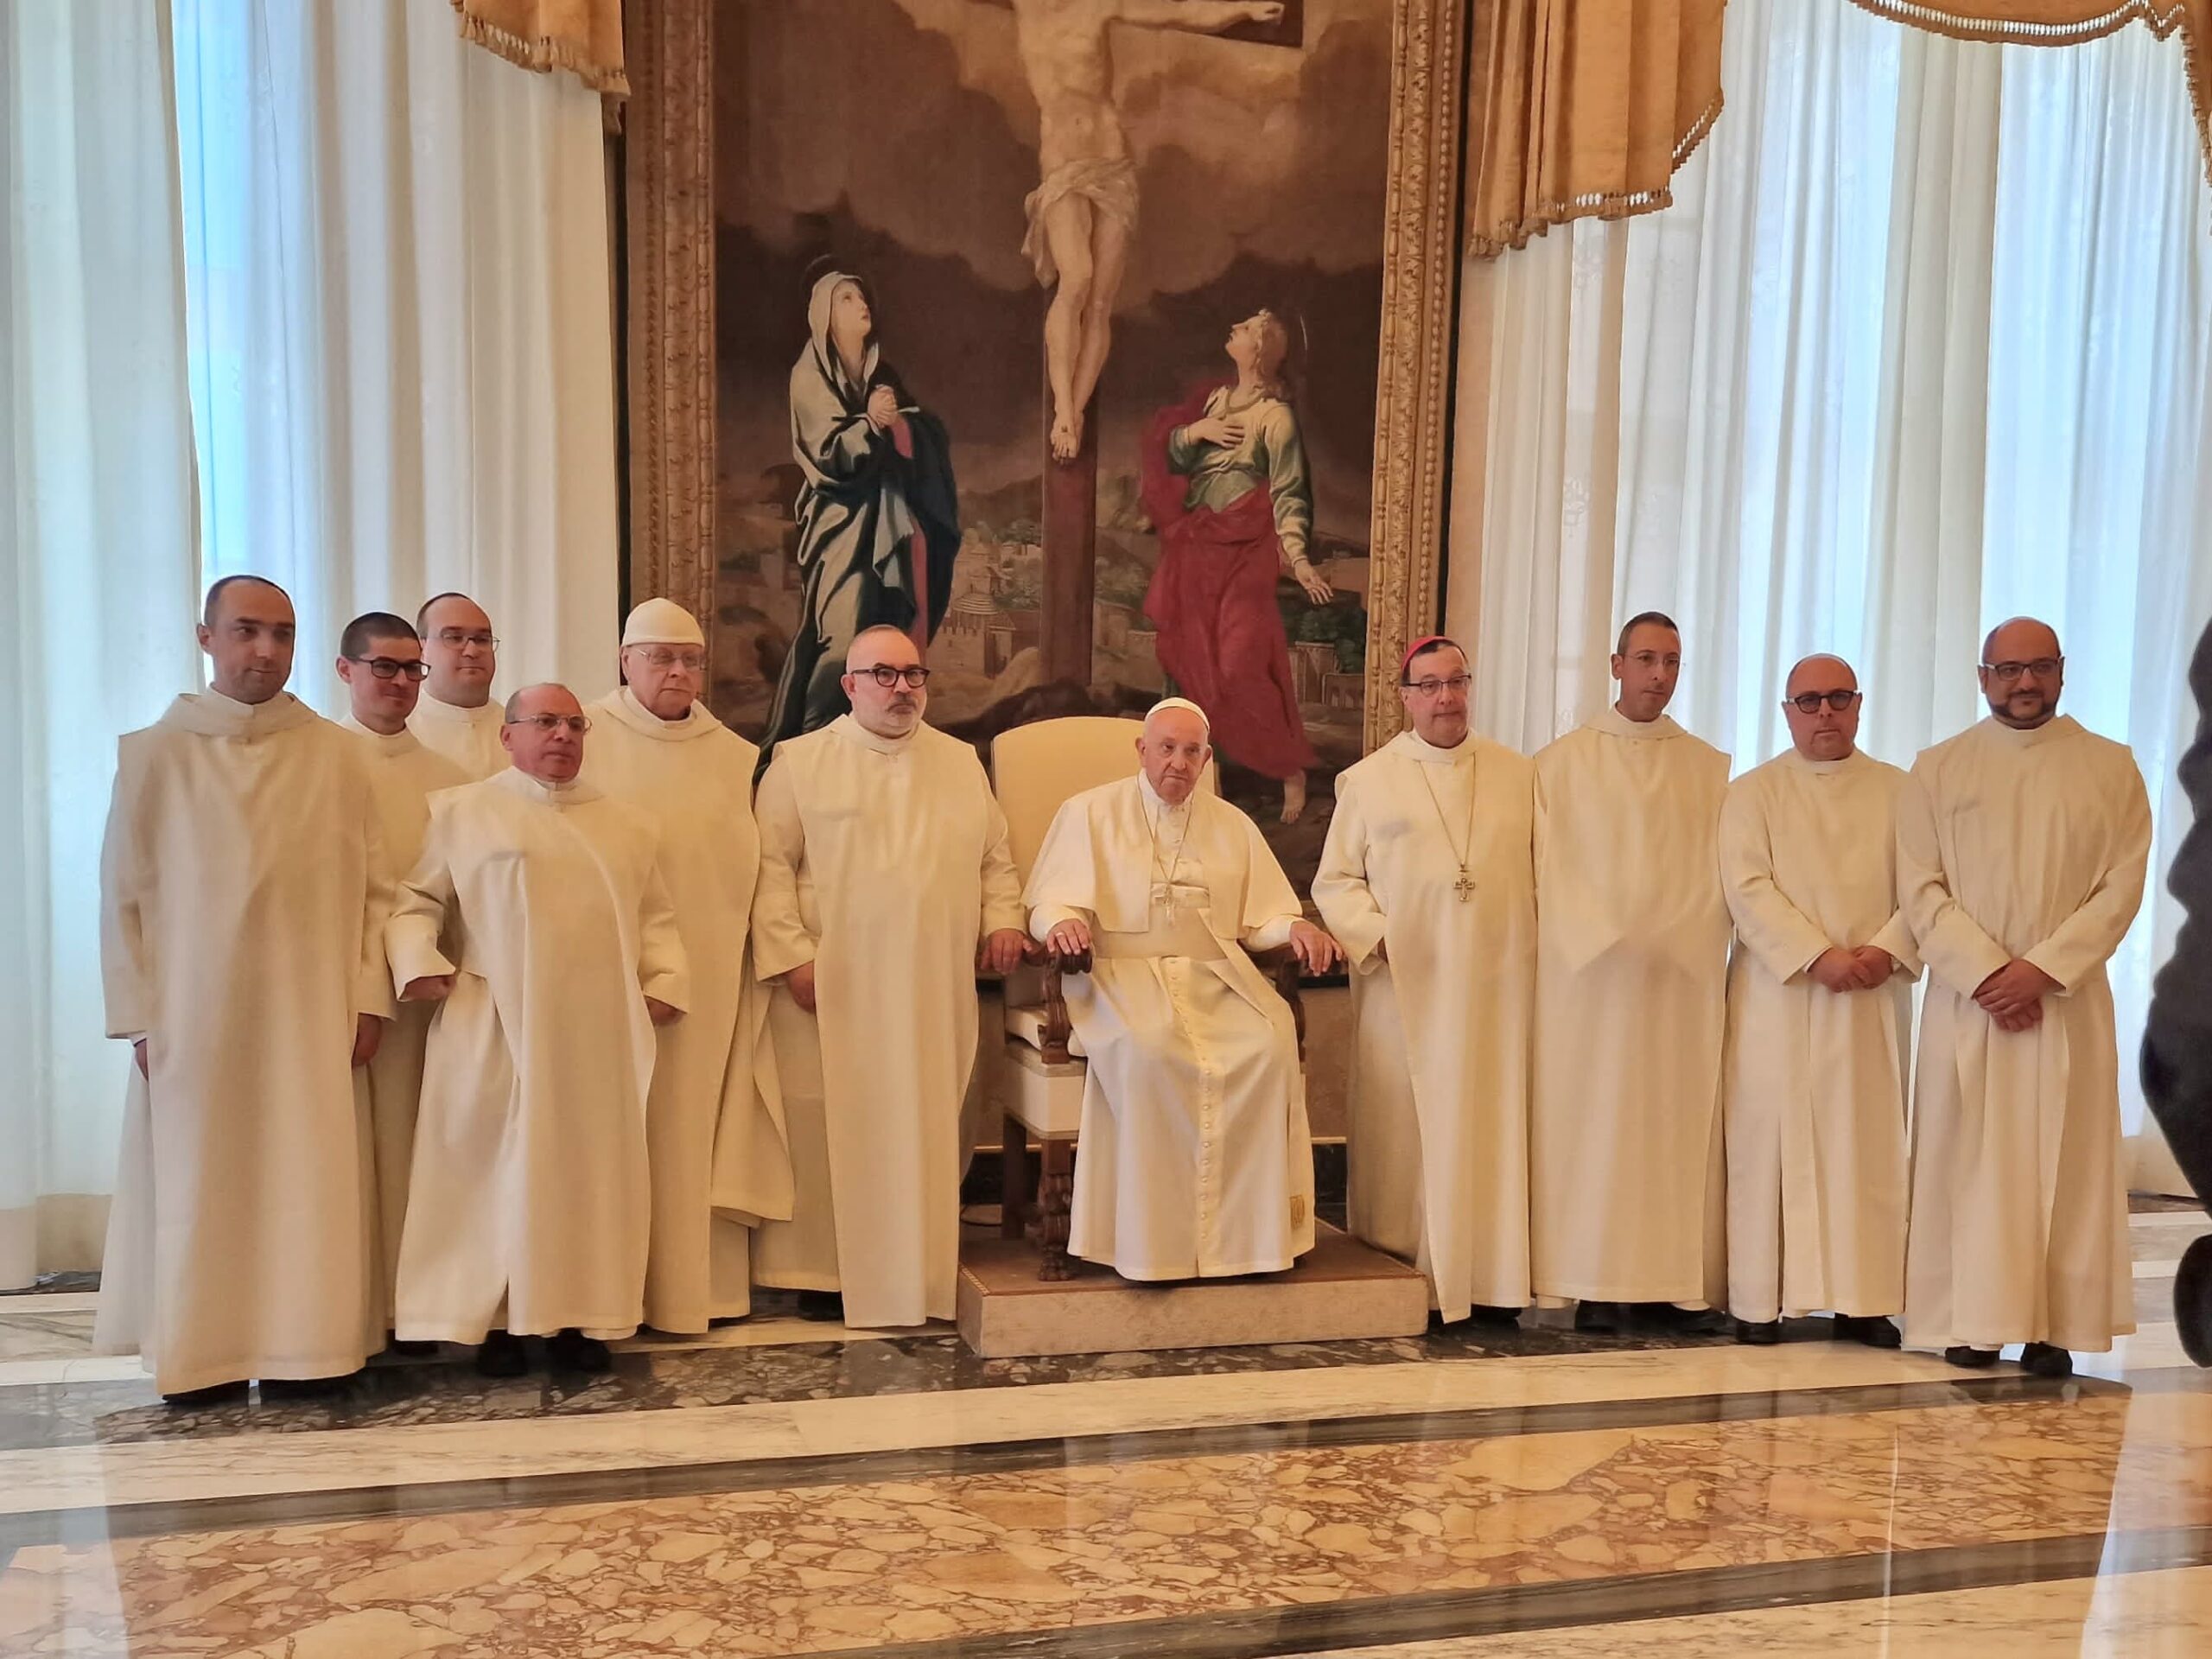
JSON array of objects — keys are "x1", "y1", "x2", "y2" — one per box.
[
  {"x1": 435, "y1": 628, "x2": 498, "y2": 650},
  {"x1": 346, "y1": 655, "x2": 429, "y2": 682},
  {"x1": 505, "y1": 714, "x2": 591, "y2": 734},
  {"x1": 1401, "y1": 673, "x2": 1472, "y2": 698},
  {"x1": 1981, "y1": 658, "x2": 2062, "y2": 682},
  {"x1": 858, "y1": 664, "x2": 931, "y2": 689},
  {"x1": 1786, "y1": 690, "x2": 1861, "y2": 714}
]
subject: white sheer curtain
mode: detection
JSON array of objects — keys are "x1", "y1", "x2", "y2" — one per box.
[
  {"x1": 172, "y1": 0, "x2": 619, "y2": 707},
  {"x1": 1, "y1": 3, "x2": 203, "y2": 1287},
  {"x1": 1447, "y1": 0, "x2": 2212, "y2": 1183},
  {"x1": 0, "y1": 0, "x2": 622, "y2": 1281}
]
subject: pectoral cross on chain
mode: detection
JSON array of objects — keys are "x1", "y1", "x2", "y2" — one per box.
[{"x1": 1452, "y1": 870, "x2": 1476, "y2": 904}]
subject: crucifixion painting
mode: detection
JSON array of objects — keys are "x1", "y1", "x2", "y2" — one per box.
[{"x1": 1007, "y1": 0, "x2": 1294, "y2": 461}]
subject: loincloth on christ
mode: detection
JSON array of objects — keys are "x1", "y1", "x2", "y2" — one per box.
[{"x1": 1020, "y1": 156, "x2": 1140, "y2": 287}]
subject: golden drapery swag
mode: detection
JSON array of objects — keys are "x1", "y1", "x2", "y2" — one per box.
[
  {"x1": 1466, "y1": 0, "x2": 1726, "y2": 258},
  {"x1": 454, "y1": 0, "x2": 627, "y2": 97},
  {"x1": 1846, "y1": 1, "x2": 2212, "y2": 189}
]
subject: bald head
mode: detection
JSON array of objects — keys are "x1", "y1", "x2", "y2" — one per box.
[
  {"x1": 1978, "y1": 617, "x2": 2064, "y2": 729},
  {"x1": 499, "y1": 683, "x2": 587, "y2": 783},
  {"x1": 1781, "y1": 654, "x2": 1861, "y2": 760},
  {"x1": 197, "y1": 576, "x2": 296, "y2": 704},
  {"x1": 1785, "y1": 654, "x2": 1857, "y2": 699},
  {"x1": 842, "y1": 625, "x2": 926, "y2": 737}
]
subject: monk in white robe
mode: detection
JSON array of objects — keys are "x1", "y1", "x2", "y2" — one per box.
[
  {"x1": 751, "y1": 626, "x2": 1027, "y2": 1327},
  {"x1": 1899, "y1": 619, "x2": 2152, "y2": 1377},
  {"x1": 1531, "y1": 613, "x2": 1732, "y2": 1332},
  {"x1": 335, "y1": 611, "x2": 470, "y2": 1331},
  {"x1": 407, "y1": 591, "x2": 506, "y2": 779},
  {"x1": 388, "y1": 683, "x2": 688, "y2": 1376},
  {"x1": 588, "y1": 599, "x2": 791, "y2": 1334},
  {"x1": 1720, "y1": 656, "x2": 1918, "y2": 1347},
  {"x1": 1027, "y1": 699, "x2": 1342, "y2": 1281},
  {"x1": 1315, "y1": 638, "x2": 1534, "y2": 1323},
  {"x1": 97, "y1": 577, "x2": 389, "y2": 1402}
]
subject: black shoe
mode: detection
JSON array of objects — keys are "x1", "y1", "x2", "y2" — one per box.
[
  {"x1": 1944, "y1": 1344, "x2": 1999, "y2": 1369},
  {"x1": 796, "y1": 1290, "x2": 846, "y2": 1324},
  {"x1": 161, "y1": 1380, "x2": 250, "y2": 1408},
  {"x1": 474, "y1": 1330, "x2": 529, "y2": 1378},
  {"x1": 1733, "y1": 1319, "x2": 1782, "y2": 1345},
  {"x1": 2019, "y1": 1341, "x2": 2074, "y2": 1379},
  {"x1": 1574, "y1": 1300, "x2": 1628, "y2": 1335},
  {"x1": 258, "y1": 1371, "x2": 359, "y2": 1401},
  {"x1": 1467, "y1": 1304, "x2": 1524, "y2": 1327},
  {"x1": 382, "y1": 1338, "x2": 439, "y2": 1359},
  {"x1": 1661, "y1": 1306, "x2": 1727, "y2": 1336},
  {"x1": 2176, "y1": 1233, "x2": 2212, "y2": 1368},
  {"x1": 1834, "y1": 1315, "x2": 1903, "y2": 1349},
  {"x1": 546, "y1": 1330, "x2": 613, "y2": 1374}
]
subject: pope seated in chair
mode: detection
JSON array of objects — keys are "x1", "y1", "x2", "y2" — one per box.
[{"x1": 1021, "y1": 697, "x2": 1343, "y2": 1280}]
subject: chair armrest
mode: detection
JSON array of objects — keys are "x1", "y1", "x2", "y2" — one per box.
[
  {"x1": 1024, "y1": 938, "x2": 1091, "y2": 1065},
  {"x1": 1245, "y1": 944, "x2": 1307, "y2": 1061}
]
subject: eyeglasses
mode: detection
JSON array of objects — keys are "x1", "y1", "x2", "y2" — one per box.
[
  {"x1": 435, "y1": 629, "x2": 498, "y2": 650},
  {"x1": 1401, "y1": 674, "x2": 1471, "y2": 698},
  {"x1": 1981, "y1": 658, "x2": 2062, "y2": 682},
  {"x1": 1786, "y1": 690, "x2": 1860, "y2": 714},
  {"x1": 346, "y1": 655, "x2": 429, "y2": 682},
  {"x1": 638, "y1": 648, "x2": 706, "y2": 671},
  {"x1": 857, "y1": 664, "x2": 931, "y2": 689},
  {"x1": 505, "y1": 714, "x2": 591, "y2": 734}
]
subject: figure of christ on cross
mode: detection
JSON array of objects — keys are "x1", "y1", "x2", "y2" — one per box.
[{"x1": 1012, "y1": 0, "x2": 1287, "y2": 462}]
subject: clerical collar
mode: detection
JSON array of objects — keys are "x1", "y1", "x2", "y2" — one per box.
[
  {"x1": 832, "y1": 712, "x2": 921, "y2": 755},
  {"x1": 165, "y1": 688, "x2": 316, "y2": 740},
  {"x1": 1789, "y1": 747, "x2": 1859, "y2": 776},
  {"x1": 416, "y1": 692, "x2": 498, "y2": 724},
  {"x1": 1402, "y1": 729, "x2": 1473, "y2": 765},
  {"x1": 1591, "y1": 702, "x2": 1681, "y2": 741},
  {"x1": 341, "y1": 715, "x2": 421, "y2": 754},
  {"x1": 607, "y1": 684, "x2": 719, "y2": 741},
  {"x1": 1981, "y1": 713, "x2": 2078, "y2": 749},
  {"x1": 492, "y1": 766, "x2": 601, "y2": 806},
  {"x1": 1137, "y1": 772, "x2": 1196, "y2": 816}
]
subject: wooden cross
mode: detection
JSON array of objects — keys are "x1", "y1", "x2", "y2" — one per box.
[{"x1": 972, "y1": 0, "x2": 1308, "y2": 683}]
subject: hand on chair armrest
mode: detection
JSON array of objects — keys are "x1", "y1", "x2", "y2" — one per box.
[{"x1": 1036, "y1": 917, "x2": 1094, "y2": 976}]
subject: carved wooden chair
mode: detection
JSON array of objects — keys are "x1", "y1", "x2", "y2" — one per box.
[{"x1": 990, "y1": 715, "x2": 1307, "y2": 1280}]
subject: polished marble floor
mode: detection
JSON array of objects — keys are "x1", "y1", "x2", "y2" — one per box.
[{"x1": 2, "y1": 1208, "x2": 2209, "y2": 1656}]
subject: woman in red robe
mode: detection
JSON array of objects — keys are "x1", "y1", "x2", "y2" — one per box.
[{"x1": 1141, "y1": 311, "x2": 1334, "y2": 823}]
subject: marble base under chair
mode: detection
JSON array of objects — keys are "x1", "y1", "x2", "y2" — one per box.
[{"x1": 957, "y1": 1223, "x2": 1429, "y2": 1358}]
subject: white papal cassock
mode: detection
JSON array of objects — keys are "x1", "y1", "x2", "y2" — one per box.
[
  {"x1": 96, "y1": 691, "x2": 390, "y2": 1394},
  {"x1": 1314, "y1": 730, "x2": 1535, "y2": 1319},
  {"x1": 1532, "y1": 705, "x2": 1732, "y2": 1306},
  {"x1": 1898, "y1": 716, "x2": 2152, "y2": 1353},
  {"x1": 588, "y1": 687, "x2": 791, "y2": 1332},
  {"x1": 342, "y1": 718, "x2": 470, "y2": 1320},
  {"x1": 750, "y1": 718, "x2": 1024, "y2": 1326},
  {"x1": 1720, "y1": 749, "x2": 1920, "y2": 1325},
  {"x1": 408, "y1": 692, "x2": 506, "y2": 780},
  {"x1": 386, "y1": 768, "x2": 688, "y2": 1343},
  {"x1": 1026, "y1": 776, "x2": 1313, "y2": 1279}
]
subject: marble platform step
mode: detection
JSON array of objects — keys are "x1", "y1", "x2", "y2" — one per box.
[{"x1": 957, "y1": 1224, "x2": 1429, "y2": 1358}]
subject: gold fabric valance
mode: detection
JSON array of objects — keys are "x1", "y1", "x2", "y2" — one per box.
[
  {"x1": 454, "y1": 0, "x2": 627, "y2": 97},
  {"x1": 1847, "y1": 2, "x2": 2212, "y2": 188},
  {"x1": 1467, "y1": 0, "x2": 1726, "y2": 258}
]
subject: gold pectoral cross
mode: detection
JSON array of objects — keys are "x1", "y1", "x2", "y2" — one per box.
[{"x1": 1452, "y1": 869, "x2": 1476, "y2": 903}]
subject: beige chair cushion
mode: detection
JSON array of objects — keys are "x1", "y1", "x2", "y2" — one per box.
[
  {"x1": 1004, "y1": 1000, "x2": 1086, "y2": 1058},
  {"x1": 990, "y1": 715, "x2": 1216, "y2": 886}
]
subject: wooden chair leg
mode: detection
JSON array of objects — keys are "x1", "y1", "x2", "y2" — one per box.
[
  {"x1": 1000, "y1": 1112, "x2": 1033, "y2": 1240},
  {"x1": 1035, "y1": 1139, "x2": 1075, "y2": 1281}
]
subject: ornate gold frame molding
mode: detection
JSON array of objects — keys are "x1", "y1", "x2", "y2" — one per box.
[{"x1": 621, "y1": 0, "x2": 1469, "y2": 750}]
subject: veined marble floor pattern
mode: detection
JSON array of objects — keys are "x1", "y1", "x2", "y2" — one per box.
[{"x1": 0, "y1": 1209, "x2": 2207, "y2": 1656}]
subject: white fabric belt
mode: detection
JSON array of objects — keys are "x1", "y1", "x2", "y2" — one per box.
[{"x1": 1092, "y1": 912, "x2": 1228, "y2": 963}]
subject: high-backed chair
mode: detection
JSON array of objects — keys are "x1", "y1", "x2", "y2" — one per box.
[{"x1": 990, "y1": 715, "x2": 1306, "y2": 1278}]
